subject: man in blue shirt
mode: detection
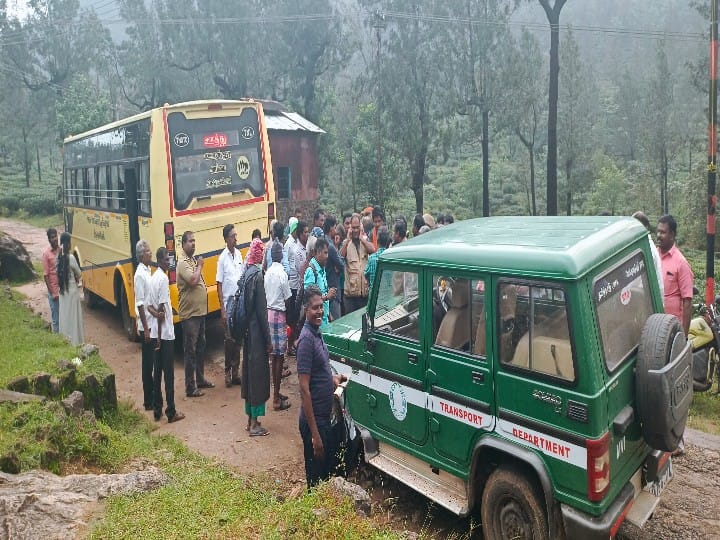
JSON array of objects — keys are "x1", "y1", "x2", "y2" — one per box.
[
  {"x1": 297, "y1": 285, "x2": 347, "y2": 488},
  {"x1": 303, "y1": 237, "x2": 336, "y2": 328}
]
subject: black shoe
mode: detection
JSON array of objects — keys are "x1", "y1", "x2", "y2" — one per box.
[
  {"x1": 198, "y1": 381, "x2": 215, "y2": 389},
  {"x1": 186, "y1": 389, "x2": 205, "y2": 397}
]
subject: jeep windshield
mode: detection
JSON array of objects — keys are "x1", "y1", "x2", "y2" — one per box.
[{"x1": 594, "y1": 251, "x2": 655, "y2": 371}]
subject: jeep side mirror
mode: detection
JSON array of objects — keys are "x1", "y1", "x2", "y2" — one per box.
[{"x1": 361, "y1": 312, "x2": 369, "y2": 341}]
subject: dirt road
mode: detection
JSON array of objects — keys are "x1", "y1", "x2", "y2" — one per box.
[{"x1": 5, "y1": 218, "x2": 720, "y2": 539}]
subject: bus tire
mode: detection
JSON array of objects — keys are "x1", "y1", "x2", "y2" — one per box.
[
  {"x1": 83, "y1": 289, "x2": 101, "y2": 310},
  {"x1": 119, "y1": 285, "x2": 138, "y2": 342}
]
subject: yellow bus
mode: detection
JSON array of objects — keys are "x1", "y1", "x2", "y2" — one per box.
[{"x1": 62, "y1": 99, "x2": 276, "y2": 340}]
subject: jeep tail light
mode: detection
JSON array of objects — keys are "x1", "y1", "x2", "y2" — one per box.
[
  {"x1": 164, "y1": 221, "x2": 177, "y2": 284},
  {"x1": 587, "y1": 432, "x2": 610, "y2": 502}
]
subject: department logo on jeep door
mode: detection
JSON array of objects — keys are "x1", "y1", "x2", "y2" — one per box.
[{"x1": 389, "y1": 382, "x2": 408, "y2": 421}]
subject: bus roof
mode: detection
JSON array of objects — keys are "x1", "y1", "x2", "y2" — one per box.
[
  {"x1": 62, "y1": 99, "x2": 263, "y2": 143},
  {"x1": 382, "y1": 216, "x2": 649, "y2": 280}
]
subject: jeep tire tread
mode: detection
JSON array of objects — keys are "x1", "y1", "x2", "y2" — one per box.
[
  {"x1": 481, "y1": 466, "x2": 549, "y2": 540},
  {"x1": 636, "y1": 313, "x2": 691, "y2": 451}
]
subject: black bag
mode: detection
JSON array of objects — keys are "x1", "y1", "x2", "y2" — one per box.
[{"x1": 228, "y1": 266, "x2": 257, "y2": 340}]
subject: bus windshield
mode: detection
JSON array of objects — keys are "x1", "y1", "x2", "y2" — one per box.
[{"x1": 167, "y1": 107, "x2": 265, "y2": 210}]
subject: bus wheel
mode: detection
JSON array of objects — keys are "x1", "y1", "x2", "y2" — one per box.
[
  {"x1": 83, "y1": 289, "x2": 101, "y2": 310},
  {"x1": 119, "y1": 285, "x2": 138, "y2": 342}
]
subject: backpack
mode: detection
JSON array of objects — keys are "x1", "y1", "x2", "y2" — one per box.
[{"x1": 228, "y1": 266, "x2": 257, "y2": 340}]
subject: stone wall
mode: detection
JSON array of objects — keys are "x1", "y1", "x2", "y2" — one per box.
[{"x1": 6, "y1": 358, "x2": 117, "y2": 418}]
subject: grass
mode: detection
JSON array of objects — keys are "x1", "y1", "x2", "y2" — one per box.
[
  {"x1": 0, "y1": 288, "x2": 402, "y2": 539},
  {"x1": 19, "y1": 211, "x2": 63, "y2": 230},
  {"x1": 0, "y1": 292, "x2": 111, "y2": 387}
]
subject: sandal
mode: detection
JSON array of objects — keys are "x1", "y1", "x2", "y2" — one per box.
[
  {"x1": 249, "y1": 426, "x2": 269, "y2": 437},
  {"x1": 273, "y1": 399, "x2": 291, "y2": 411}
]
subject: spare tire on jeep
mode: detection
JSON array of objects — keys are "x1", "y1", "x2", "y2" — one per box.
[{"x1": 635, "y1": 313, "x2": 693, "y2": 452}]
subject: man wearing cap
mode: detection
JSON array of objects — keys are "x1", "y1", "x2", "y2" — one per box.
[{"x1": 341, "y1": 213, "x2": 374, "y2": 313}]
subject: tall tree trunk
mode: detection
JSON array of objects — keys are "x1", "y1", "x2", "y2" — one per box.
[
  {"x1": 412, "y1": 149, "x2": 427, "y2": 214},
  {"x1": 36, "y1": 144, "x2": 42, "y2": 185},
  {"x1": 348, "y1": 143, "x2": 356, "y2": 212},
  {"x1": 529, "y1": 148, "x2": 537, "y2": 216},
  {"x1": 565, "y1": 160, "x2": 572, "y2": 216},
  {"x1": 482, "y1": 109, "x2": 490, "y2": 217},
  {"x1": 22, "y1": 127, "x2": 30, "y2": 188},
  {"x1": 539, "y1": 0, "x2": 567, "y2": 216},
  {"x1": 662, "y1": 147, "x2": 669, "y2": 214}
]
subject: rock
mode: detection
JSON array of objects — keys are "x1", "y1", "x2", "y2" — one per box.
[
  {"x1": 0, "y1": 453, "x2": 20, "y2": 474},
  {"x1": 56, "y1": 358, "x2": 76, "y2": 372},
  {"x1": 61, "y1": 391, "x2": 84, "y2": 417},
  {"x1": 80, "y1": 344, "x2": 99, "y2": 358},
  {"x1": 32, "y1": 373, "x2": 53, "y2": 397},
  {"x1": 6, "y1": 375, "x2": 30, "y2": 394},
  {"x1": 82, "y1": 410, "x2": 97, "y2": 426},
  {"x1": 0, "y1": 389, "x2": 45, "y2": 404},
  {"x1": 101, "y1": 373, "x2": 118, "y2": 411},
  {"x1": 329, "y1": 476, "x2": 372, "y2": 517},
  {"x1": 57, "y1": 370, "x2": 77, "y2": 396},
  {"x1": 0, "y1": 231, "x2": 35, "y2": 282},
  {"x1": 0, "y1": 467, "x2": 168, "y2": 538}
]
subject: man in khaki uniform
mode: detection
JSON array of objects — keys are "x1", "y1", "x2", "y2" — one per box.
[
  {"x1": 341, "y1": 214, "x2": 374, "y2": 313},
  {"x1": 177, "y1": 231, "x2": 214, "y2": 397}
]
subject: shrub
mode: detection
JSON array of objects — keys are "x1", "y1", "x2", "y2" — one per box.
[
  {"x1": 20, "y1": 196, "x2": 60, "y2": 216},
  {"x1": 0, "y1": 196, "x2": 20, "y2": 213}
]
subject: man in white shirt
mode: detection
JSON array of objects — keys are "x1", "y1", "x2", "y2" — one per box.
[
  {"x1": 285, "y1": 218, "x2": 300, "y2": 339},
  {"x1": 216, "y1": 224, "x2": 244, "y2": 387},
  {"x1": 133, "y1": 239, "x2": 154, "y2": 412},
  {"x1": 265, "y1": 242, "x2": 292, "y2": 411},
  {"x1": 148, "y1": 247, "x2": 185, "y2": 423}
]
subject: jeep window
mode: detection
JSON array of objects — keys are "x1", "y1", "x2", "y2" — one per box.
[
  {"x1": 499, "y1": 283, "x2": 575, "y2": 381},
  {"x1": 373, "y1": 269, "x2": 420, "y2": 341},
  {"x1": 432, "y1": 276, "x2": 487, "y2": 357},
  {"x1": 594, "y1": 251, "x2": 654, "y2": 371}
]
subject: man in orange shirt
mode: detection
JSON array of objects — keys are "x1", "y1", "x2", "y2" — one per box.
[
  {"x1": 657, "y1": 214, "x2": 694, "y2": 335},
  {"x1": 41, "y1": 228, "x2": 60, "y2": 333}
]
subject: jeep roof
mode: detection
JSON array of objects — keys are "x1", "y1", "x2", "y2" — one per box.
[{"x1": 380, "y1": 216, "x2": 647, "y2": 279}]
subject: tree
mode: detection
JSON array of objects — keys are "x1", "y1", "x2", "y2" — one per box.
[
  {"x1": 644, "y1": 41, "x2": 674, "y2": 214},
  {"x1": 499, "y1": 29, "x2": 546, "y2": 216},
  {"x1": 56, "y1": 74, "x2": 112, "y2": 140},
  {"x1": 538, "y1": 0, "x2": 568, "y2": 215},
  {"x1": 557, "y1": 28, "x2": 592, "y2": 216},
  {"x1": 452, "y1": 0, "x2": 517, "y2": 216},
  {"x1": 585, "y1": 154, "x2": 628, "y2": 216}
]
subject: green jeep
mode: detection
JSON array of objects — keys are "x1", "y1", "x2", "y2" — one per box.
[{"x1": 324, "y1": 216, "x2": 692, "y2": 540}]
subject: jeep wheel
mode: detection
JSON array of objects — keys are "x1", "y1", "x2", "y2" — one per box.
[
  {"x1": 636, "y1": 313, "x2": 692, "y2": 451},
  {"x1": 481, "y1": 466, "x2": 548, "y2": 540}
]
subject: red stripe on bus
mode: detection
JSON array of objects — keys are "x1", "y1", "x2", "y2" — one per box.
[
  {"x1": 163, "y1": 108, "x2": 175, "y2": 217},
  {"x1": 175, "y1": 196, "x2": 265, "y2": 216}
]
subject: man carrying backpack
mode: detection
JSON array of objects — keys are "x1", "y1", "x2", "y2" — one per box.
[
  {"x1": 217, "y1": 224, "x2": 244, "y2": 387},
  {"x1": 240, "y1": 238, "x2": 272, "y2": 437}
]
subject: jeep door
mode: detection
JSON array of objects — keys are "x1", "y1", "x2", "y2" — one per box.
[
  {"x1": 428, "y1": 275, "x2": 495, "y2": 466},
  {"x1": 366, "y1": 266, "x2": 428, "y2": 446},
  {"x1": 493, "y1": 280, "x2": 589, "y2": 476}
]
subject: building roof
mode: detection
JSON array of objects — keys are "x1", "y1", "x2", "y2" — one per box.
[
  {"x1": 381, "y1": 216, "x2": 648, "y2": 280},
  {"x1": 264, "y1": 110, "x2": 325, "y2": 134}
]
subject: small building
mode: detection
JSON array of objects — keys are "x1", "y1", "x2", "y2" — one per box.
[{"x1": 263, "y1": 101, "x2": 325, "y2": 223}]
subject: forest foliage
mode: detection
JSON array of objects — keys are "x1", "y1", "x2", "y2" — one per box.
[{"x1": 0, "y1": 0, "x2": 712, "y2": 247}]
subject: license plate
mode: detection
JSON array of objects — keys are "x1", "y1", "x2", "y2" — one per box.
[{"x1": 644, "y1": 458, "x2": 673, "y2": 498}]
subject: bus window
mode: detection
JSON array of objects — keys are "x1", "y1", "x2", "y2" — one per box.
[
  {"x1": 87, "y1": 167, "x2": 98, "y2": 207},
  {"x1": 70, "y1": 169, "x2": 78, "y2": 205},
  {"x1": 82, "y1": 169, "x2": 90, "y2": 207},
  {"x1": 138, "y1": 160, "x2": 150, "y2": 215},
  {"x1": 98, "y1": 166, "x2": 108, "y2": 208},
  {"x1": 116, "y1": 166, "x2": 126, "y2": 210}
]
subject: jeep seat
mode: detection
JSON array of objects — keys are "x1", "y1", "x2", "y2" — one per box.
[{"x1": 435, "y1": 280, "x2": 471, "y2": 350}]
